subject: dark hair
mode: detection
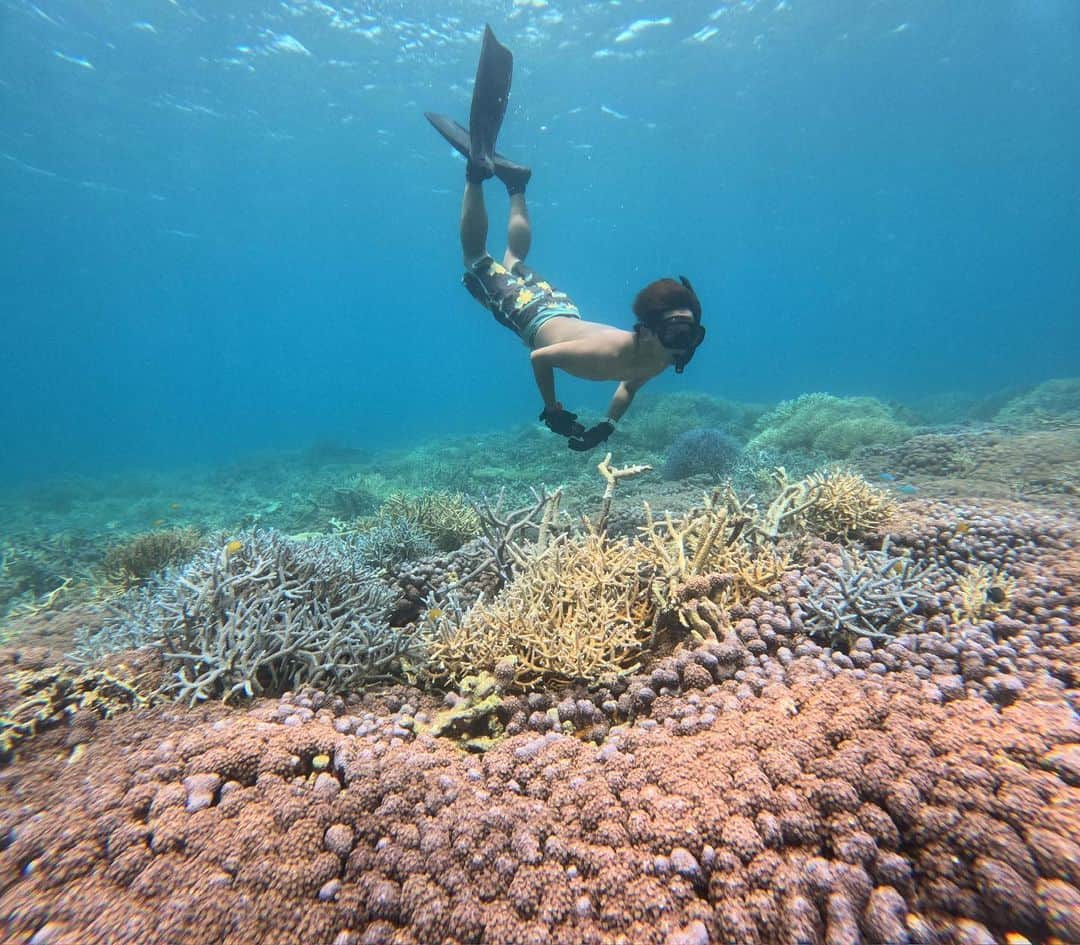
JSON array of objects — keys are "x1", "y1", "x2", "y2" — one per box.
[{"x1": 633, "y1": 276, "x2": 702, "y2": 327}]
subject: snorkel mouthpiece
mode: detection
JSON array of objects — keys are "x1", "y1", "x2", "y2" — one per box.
[{"x1": 670, "y1": 323, "x2": 706, "y2": 372}]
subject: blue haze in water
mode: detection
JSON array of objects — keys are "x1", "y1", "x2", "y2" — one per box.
[{"x1": 0, "y1": 0, "x2": 1077, "y2": 484}]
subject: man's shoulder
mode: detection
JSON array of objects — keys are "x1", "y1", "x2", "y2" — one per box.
[{"x1": 578, "y1": 320, "x2": 635, "y2": 343}]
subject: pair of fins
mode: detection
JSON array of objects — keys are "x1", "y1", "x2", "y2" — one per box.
[{"x1": 425, "y1": 25, "x2": 531, "y2": 194}]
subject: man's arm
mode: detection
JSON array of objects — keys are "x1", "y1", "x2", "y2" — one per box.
[
  {"x1": 530, "y1": 347, "x2": 560, "y2": 409},
  {"x1": 604, "y1": 379, "x2": 647, "y2": 423},
  {"x1": 530, "y1": 343, "x2": 588, "y2": 438}
]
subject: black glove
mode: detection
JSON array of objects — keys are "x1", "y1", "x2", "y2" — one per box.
[
  {"x1": 568, "y1": 421, "x2": 614, "y2": 452},
  {"x1": 539, "y1": 404, "x2": 585, "y2": 438}
]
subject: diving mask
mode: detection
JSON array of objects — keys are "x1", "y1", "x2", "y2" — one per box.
[{"x1": 657, "y1": 314, "x2": 706, "y2": 373}]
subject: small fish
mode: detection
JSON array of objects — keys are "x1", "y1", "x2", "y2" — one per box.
[
  {"x1": 152, "y1": 518, "x2": 166, "y2": 527},
  {"x1": 600, "y1": 104, "x2": 628, "y2": 120},
  {"x1": 954, "y1": 522, "x2": 971, "y2": 535},
  {"x1": 53, "y1": 50, "x2": 94, "y2": 70},
  {"x1": 426, "y1": 607, "x2": 444, "y2": 621},
  {"x1": 169, "y1": 502, "x2": 182, "y2": 511},
  {"x1": 987, "y1": 586, "x2": 1006, "y2": 605},
  {"x1": 223, "y1": 539, "x2": 243, "y2": 561},
  {"x1": 878, "y1": 472, "x2": 896, "y2": 482},
  {"x1": 896, "y1": 484, "x2": 918, "y2": 495}
]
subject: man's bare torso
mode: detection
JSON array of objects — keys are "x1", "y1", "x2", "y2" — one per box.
[{"x1": 532, "y1": 315, "x2": 672, "y2": 384}]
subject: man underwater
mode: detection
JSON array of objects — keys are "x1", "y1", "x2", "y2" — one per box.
[{"x1": 426, "y1": 26, "x2": 705, "y2": 452}]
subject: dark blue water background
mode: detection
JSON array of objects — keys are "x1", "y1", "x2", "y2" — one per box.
[{"x1": 1, "y1": 0, "x2": 1078, "y2": 484}]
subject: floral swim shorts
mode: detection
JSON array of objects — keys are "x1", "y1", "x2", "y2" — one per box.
[{"x1": 463, "y1": 255, "x2": 581, "y2": 348}]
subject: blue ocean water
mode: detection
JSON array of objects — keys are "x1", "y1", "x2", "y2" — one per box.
[{"x1": 1, "y1": 0, "x2": 1077, "y2": 484}]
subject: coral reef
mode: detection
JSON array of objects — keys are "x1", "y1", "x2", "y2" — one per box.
[
  {"x1": 638, "y1": 492, "x2": 789, "y2": 616},
  {"x1": 662, "y1": 428, "x2": 743, "y2": 482},
  {"x1": 0, "y1": 533, "x2": 100, "y2": 625},
  {"x1": 726, "y1": 444, "x2": 830, "y2": 498},
  {"x1": 855, "y1": 431, "x2": 983, "y2": 479},
  {"x1": 855, "y1": 428, "x2": 1080, "y2": 502},
  {"x1": 953, "y1": 562, "x2": 1016, "y2": 624},
  {"x1": 623, "y1": 391, "x2": 767, "y2": 450},
  {"x1": 715, "y1": 468, "x2": 894, "y2": 543},
  {"x1": 748, "y1": 393, "x2": 914, "y2": 459},
  {"x1": 372, "y1": 426, "x2": 597, "y2": 498},
  {"x1": 384, "y1": 489, "x2": 567, "y2": 629},
  {"x1": 0, "y1": 395, "x2": 1077, "y2": 945},
  {"x1": 994, "y1": 377, "x2": 1080, "y2": 429},
  {"x1": 79, "y1": 531, "x2": 413, "y2": 705},
  {"x1": 389, "y1": 541, "x2": 499, "y2": 627}
]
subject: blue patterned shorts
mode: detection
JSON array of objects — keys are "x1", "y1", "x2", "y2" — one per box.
[{"x1": 463, "y1": 256, "x2": 580, "y2": 347}]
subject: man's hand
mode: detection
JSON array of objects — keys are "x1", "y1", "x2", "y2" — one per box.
[
  {"x1": 568, "y1": 421, "x2": 614, "y2": 452},
  {"x1": 539, "y1": 404, "x2": 585, "y2": 438}
]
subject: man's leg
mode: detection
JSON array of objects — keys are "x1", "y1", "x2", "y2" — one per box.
[
  {"x1": 503, "y1": 192, "x2": 532, "y2": 270},
  {"x1": 460, "y1": 181, "x2": 488, "y2": 265}
]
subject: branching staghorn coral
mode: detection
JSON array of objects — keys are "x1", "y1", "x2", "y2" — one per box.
[
  {"x1": 422, "y1": 529, "x2": 656, "y2": 691},
  {"x1": 447, "y1": 487, "x2": 564, "y2": 591},
  {"x1": 952, "y1": 562, "x2": 1016, "y2": 623},
  {"x1": 756, "y1": 467, "x2": 824, "y2": 539},
  {"x1": 797, "y1": 469, "x2": 897, "y2": 540},
  {"x1": 638, "y1": 488, "x2": 788, "y2": 618},
  {"x1": 80, "y1": 531, "x2": 417, "y2": 705},
  {"x1": 595, "y1": 452, "x2": 652, "y2": 534},
  {"x1": 804, "y1": 538, "x2": 943, "y2": 646},
  {"x1": 721, "y1": 467, "x2": 895, "y2": 542}
]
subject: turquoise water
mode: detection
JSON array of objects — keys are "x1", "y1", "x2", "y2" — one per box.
[{"x1": 1, "y1": 0, "x2": 1078, "y2": 483}]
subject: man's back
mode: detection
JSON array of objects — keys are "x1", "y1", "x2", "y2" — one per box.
[{"x1": 532, "y1": 315, "x2": 675, "y2": 384}]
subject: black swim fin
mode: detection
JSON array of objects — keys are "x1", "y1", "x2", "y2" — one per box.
[
  {"x1": 468, "y1": 25, "x2": 513, "y2": 180},
  {"x1": 424, "y1": 111, "x2": 532, "y2": 195}
]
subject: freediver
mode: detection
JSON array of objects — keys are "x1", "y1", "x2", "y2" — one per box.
[{"x1": 426, "y1": 25, "x2": 705, "y2": 452}]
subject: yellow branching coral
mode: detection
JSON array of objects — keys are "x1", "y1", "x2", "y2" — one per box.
[
  {"x1": 422, "y1": 530, "x2": 657, "y2": 691},
  {"x1": 638, "y1": 492, "x2": 790, "y2": 616},
  {"x1": 745, "y1": 468, "x2": 894, "y2": 541},
  {"x1": 954, "y1": 563, "x2": 1015, "y2": 623},
  {"x1": 595, "y1": 452, "x2": 652, "y2": 533},
  {"x1": 795, "y1": 469, "x2": 896, "y2": 540}
]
